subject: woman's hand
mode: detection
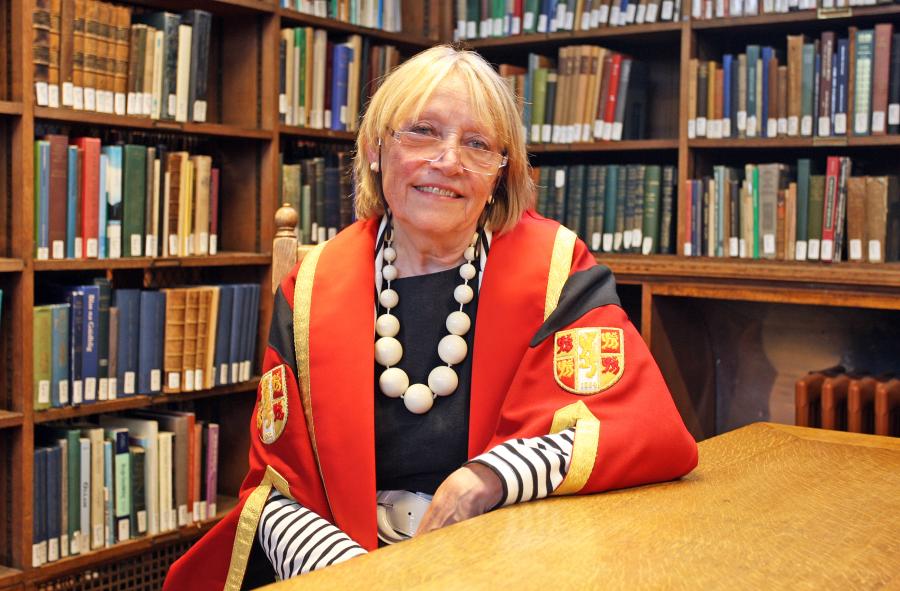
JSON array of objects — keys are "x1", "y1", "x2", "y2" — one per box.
[{"x1": 416, "y1": 462, "x2": 503, "y2": 536}]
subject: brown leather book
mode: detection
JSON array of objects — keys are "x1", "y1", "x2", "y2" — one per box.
[
  {"x1": 182, "y1": 288, "x2": 200, "y2": 391},
  {"x1": 845, "y1": 176, "x2": 868, "y2": 261},
  {"x1": 864, "y1": 175, "x2": 900, "y2": 263},
  {"x1": 848, "y1": 376, "x2": 878, "y2": 434},
  {"x1": 114, "y1": 5, "x2": 131, "y2": 111},
  {"x1": 687, "y1": 58, "x2": 698, "y2": 137},
  {"x1": 767, "y1": 55, "x2": 778, "y2": 136},
  {"x1": 162, "y1": 287, "x2": 185, "y2": 394},
  {"x1": 82, "y1": 0, "x2": 98, "y2": 106},
  {"x1": 822, "y1": 374, "x2": 851, "y2": 431},
  {"x1": 714, "y1": 65, "x2": 724, "y2": 137},
  {"x1": 60, "y1": 0, "x2": 75, "y2": 106},
  {"x1": 874, "y1": 378, "x2": 900, "y2": 436},
  {"x1": 48, "y1": 0, "x2": 61, "y2": 106},
  {"x1": 72, "y1": 0, "x2": 85, "y2": 101},
  {"x1": 33, "y1": 0, "x2": 51, "y2": 106},
  {"x1": 45, "y1": 134, "x2": 69, "y2": 259},
  {"x1": 871, "y1": 23, "x2": 894, "y2": 135},
  {"x1": 787, "y1": 34, "x2": 806, "y2": 136},
  {"x1": 847, "y1": 26, "x2": 858, "y2": 136},
  {"x1": 785, "y1": 182, "x2": 797, "y2": 260},
  {"x1": 818, "y1": 31, "x2": 835, "y2": 136},
  {"x1": 777, "y1": 65, "x2": 788, "y2": 136}
]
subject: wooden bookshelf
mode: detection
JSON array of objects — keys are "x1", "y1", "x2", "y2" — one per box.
[
  {"x1": 278, "y1": 7, "x2": 435, "y2": 49},
  {"x1": 0, "y1": 259, "x2": 24, "y2": 273},
  {"x1": 465, "y1": 21, "x2": 683, "y2": 49},
  {"x1": 528, "y1": 139, "x2": 678, "y2": 153},
  {"x1": 0, "y1": 411, "x2": 24, "y2": 430},
  {"x1": 692, "y1": 4, "x2": 900, "y2": 30},
  {"x1": 0, "y1": 102, "x2": 22, "y2": 117},
  {"x1": 279, "y1": 124, "x2": 356, "y2": 142},
  {"x1": 689, "y1": 136, "x2": 900, "y2": 149},
  {"x1": 33, "y1": 252, "x2": 271, "y2": 271},
  {"x1": 0, "y1": 566, "x2": 23, "y2": 590}
]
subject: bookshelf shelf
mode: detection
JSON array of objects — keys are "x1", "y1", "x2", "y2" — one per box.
[
  {"x1": 465, "y1": 21, "x2": 683, "y2": 50},
  {"x1": 33, "y1": 252, "x2": 272, "y2": 272},
  {"x1": 33, "y1": 378, "x2": 260, "y2": 424},
  {"x1": 0, "y1": 411, "x2": 24, "y2": 430},
  {"x1": 689, "y1": 136, "x2": 900, "y2": 149},
  {"x1": 278, "y1": 7, "x2": 434, "y2": 49},
  {"x1": 692, "y1": 4, "x2": 900, "y2": 31},
  {"x1": 279, "y1": 124, "x2": 356, "y2": 142},
  {"x1": 0, "y1": 259, "x2": 24, "y2": 273},
  {"x1": 0, "y1": 566, "x2": 23, "y2": 589},
  {"x1": 121, "y1": 0, "x2": 274, "y2": 16},
  {"x1": 28, "y1": 495, "x2": 239, "y2": 584},
  {"x1": 0, "y1": 101, "x2": 22, "y2": 117},
  {"x1": 529, "y1": 139, "x2": 679, "y2": 153},
  {"x1": 33, "y1": 107, "x2": 273, "y2": 141}
]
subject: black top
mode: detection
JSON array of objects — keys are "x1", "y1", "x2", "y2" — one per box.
[{"x1": 374, "y1": 265, "x2": 478, "y2": 494}]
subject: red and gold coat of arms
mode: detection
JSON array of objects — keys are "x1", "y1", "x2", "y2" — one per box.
[
  {"x1": 553, "y1": 327, "x2": 625, "y2": 395},
  {"x1": 257, "y1": 364, "x2": 288, "y2": 444}
]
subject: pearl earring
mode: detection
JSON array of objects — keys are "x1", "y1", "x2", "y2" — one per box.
[
  {"x1": 487, "y1": 194, "x2": 494, "y2": 204},
  {"x1": 370, "y1": 161, "x2": 379, "y2": 172}
]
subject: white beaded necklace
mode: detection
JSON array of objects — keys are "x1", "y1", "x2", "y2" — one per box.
[{"x1": 374, "y1": 229, "x2": 480, "y2": 414}]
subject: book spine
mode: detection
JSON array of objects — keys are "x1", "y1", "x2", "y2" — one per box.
[
  {"x1": 820, "y1": 156, "x2": 841, "y2": 261},
  {"x1": 33, "y1": 307, "x2": 52, "y2": 411}
]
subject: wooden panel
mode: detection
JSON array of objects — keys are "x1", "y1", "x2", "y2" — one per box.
[
  {"x1": 650, "y1": 281, "x2": 900, "y2": 310},
  {"x1": 218, "y1": 144, "x2": 261, "y2": 253},
  {"x1": 465, "y1": 22, "x2": 682, "y2": 50},
  {"x1": 278, "y1": 7, "x2": 434, "y2": 50},
  {"x1": 33, "y1": 252, "x2": 270, "y2": 271}
]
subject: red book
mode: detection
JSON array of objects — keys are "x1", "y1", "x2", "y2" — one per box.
[
  {"x1": 820, "y1": 155, "x2": 841, "y2": 262},
  {"x1": 72, "y1": 137, "x2": 101, "y2": 258},
  {"x1": 45, "y1": 134, "x2": 69, "y2": 259},
  {"x1": 603, "y1": 53, "x2": 623, "y2": 140},
  {"x1": 209, "y1": 167, "x2": 219, "y2": 255}
]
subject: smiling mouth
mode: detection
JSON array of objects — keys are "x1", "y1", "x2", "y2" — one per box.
[{"x1": 415, "y1": 185, "x2": 461, "y2": 198}]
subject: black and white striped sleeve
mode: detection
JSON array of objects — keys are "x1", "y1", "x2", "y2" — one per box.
[
  {"x1": 467, "y1": 427, "x2": 576, "y2": 508},
  {"x1": 257, "y1": 491, "x2": 366, "y2": 580}
]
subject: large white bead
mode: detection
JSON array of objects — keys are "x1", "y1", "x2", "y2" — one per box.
[
  {"x1": 428, "y1": 366, "x2": 458, "y2": 397},
  {"x1": 374, "y1": 336, "x2": 402, "y2": 367},
  {"x1": 379, "y1": 367, "x2": 409, "y2": 398},
  {"x1": 379, "y1": 288, "x2": 399, "y2": 309},
  {"x1": 383, "y1": 246, "x2": 397, "y2": 262},
  {"x1": 403, "y1": 383, "x2": 434, "y2": 414},
  {"x1": 375, "y1": 313, "x2": 400, "y2": 337},
  {"x1": 459, "y1": 263, "x2": 476, "y2": 280},
  {"x1": 446, "y1": 310, "x2": 471, "y2": 336},
  {"x1": 464, "y1": 246, "x2": 476, "y2": 261},
  {"x1": 438, "y1": 334, "x2": 468, "y2": 365},
  {"x1": 454, "y1": 284, "x2": 474, "y2": 305},
  {"x1": 382, "y1": 264, "x2": 398, "y2": 281}
]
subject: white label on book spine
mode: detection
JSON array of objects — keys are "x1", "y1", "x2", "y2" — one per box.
[
  {"x1": 821, "y1": 239, "x2": 834, "y2": 261},
  {"x1": 661, "y1": 0, "x2": 674, "y2": 19},
  {"x1": 84, "y1": 88, "x2": 96, "y2": 111},
  {"x1": 834, "y1": 113, "x2": 847, "y2": 135},
  {"x1": 137, "y1": 511, "x2": 147, "y2": 534},
  {"x1": 52, "y1": 240, "x2": 64, "y2": 259},
  {"x1": 565, "y1": 11, "x2": 575, "y2": 29},
  {"x1": 146, "y1": 235, "x2": 156, "y2": 258},
  {"x1": 591, "y1": 233, "x2": 601, "y2": 251},
  {"x1": 808, "y1": 238, "x2": 820, "y2": 260},
  {"x1": 108, "y1": 225, "x2": 121, "y2": 259},
  {"x1": 626, "y1": 3, "x2": 637, "y2": 21},
  {"x1": 467, "y1": 22, "x2": 477, "y2": 38},
  {"x1": 278, "y1": 94, "x2": 287, "y2": 115},
  {"x1": 724, "y1": 119, "x2": 732, "y2": 137},
  {"x1": 581, "y1": 12, "x2": 591, "y2": 29},
  {"x1": 599, "y1": 4, "x2": 610, "y2": 23},
  {"x1": 594, "y1": 120, "x2": 603, "y2": 139},
  {"x1": 612, "y1": 122, "x2": 624, "y2": 141},
  {"x1": 795, "y1": 240, "x2": 808, "y2": 261},
  {"x1": 37, "y1": 247, "x2": 49, "y2": 260},
  {"x1": 543, "y1": 125, "x2": 553, "y2": 143},
  {"x1": 708, "y1": 120, "x2": 721, "y2": 139},
  {"x1": 210, "y1": 235, "x2": 217, "y2": 255},
  {"x1": 108, "y1": 377, "x2": 117, "y2": 399},
  {"x1": 73, "y1": 87, "x2": 84, "y2": 110},
  {"x1": 747, "y1": 116, "x2": 758, "y2": 137},
  {"x1": 729, "y1": 237, "x2": 739, "y2": 257},
  {"x1": 531, "y1": 124, "x2": 541, "y2": 143},
  {"x1": 800, "y1": 115, "x2": 812, "y2": 136},
  {"x1": 763, "y1": 234, "x2": 775, "y2": 255},
  {"x1": 688, "y1": 119, "x2": 696, "y2": 139},
  {"x1": 524, "y1": 12, "x2": 535, "y2": 30},
  {"x1": 869, "y1": 240, "x2": 883, "y2": 262},
  {"x1": 73, "y1": 380, "x2": 83, "y2": 404},
  {"x1": 63, "y1": 82, "x2": 74, "y2": 107},
  {"x1": 49, "y1": 85, "x2": 59, "y2": 108},
  {"x1": 169, "y1": 235, "x2": 178, "y2": 257},
  {"x1": 555, "y1": 169, "x2": 566, "y2": 188},
  {"x1": 242, "y1": 361, "x2": 251, "y2": 382},
  {"x1": 194, "y1": 100, "x2": 207, "y2": 123},
  {"x1": 194, "y1": 501, "x2": 201, "y2": 522},
  {"x1": 767, "y1": 119, "x2": 778, "y2": 138},
  {"x1": 87, "y1": 238, "x2": 98, "y2": 258},
  {"x1": 98, "y1": 378, "x2": 107, "y2": 401},
  {"x1": 178, "y1": 505, "x2": 189, "y2": 527},
  {"x1": 683, "y1": 242, "x2": 692, "y2": 256},
  {"x1": 872, "y1": 111, "x2": 886, "y2": 133},
  {"x1": 647, "y1": 3, "x2": 659, "y2": 21},
  {"x1": 115, "y1": 93, "x2": 126, "y2": 116},
  {"x1": 118, "y1": 521, "x2": 129, "y2": 542},
  {"x1": 168, "y1": 95, "x2": 177, "y2": 118},
  {"x1": 232, "y1": 363, "x2": 240, "y2": 383},
  {"x1": 609, "y1": 6, "x2": 620, "y2": 25},
  {"x1": 185, "y1": 370, "x2": 194, "y2": 392},
  {"x1": 778, "y1": 118, "x2": 788, "y2": 135},
  {"x1": 61, "y1": 534, "x2": 69, "y2": 558},
  {"x1": 196, "y1": 369, "x2": 204, "y2": 390},
  {"x1": 127, "y1": 92, "x2": 137, "y2": 115},
  {"x1": 48, "y1": 539, "x2": 59, "y2": 563},
  {"x1": 788, "y1": 116, "x2": 799, "y2": 136},
  {"x1": 35, "y1": 82, "x2": 49, "y2": 106},
  {"x1": 890, "y1": 104, "x2": 900, "y2": 126},
  {"x1": 59, "y1": 380, "x2": 69, "y2": 405},
  {"x1": 92, "y1": 524, "x2": 103, "y2": 547},
  {"x1": 854, "y1": 112, "x2": 868, "y2": 134},
  {"x1": 603, "y1": 234, "x2": 613, "y2": 252},
  {"x1": 220, "y1": 364, "x2": 228, "y2": 385},
  {"x1": 636, "y1": 3, "x2": 647, "y2": 22},
  {"x1": 696, "y1": 117, "x2": 707, "y2": 137},
  {"x1": 849, "y1": 239, "x2": 863, "y2": 260},
  {"x1": 70, "y1": 533, "x2": 79, "y2": 555},
  {"x1": 818, "y1": 117, "x2": 831, "y2": 136},
  {"x1": 130, "y1": 234, "x2": 142, "y2": 256},
  {"x1": 33, "y1": 544, "x2": 41, "y2": 568},
  {"x1": 623, "y1": 230, "x2": 633, "y2": 250},
  {"x1": 642, "y1": 236, "x2": 653, "y2": 255},
  {"x1": 739, "y1": 239, "x2": 747, "y2": 258},
  {"x1": 84, "y1": 377, "x2": 97, "y2": 401},
  {"x1": 124, "y1": 371, "x2": 135, "y2": 395},
  {"x1": 167, "y1": 372, "x2": 180, "y2": 390},
  {"x1": 737, "y1": 111, "x2": 747, "y2": 131},
  {"x1": 39, "y1": 380, "x2": 50, "y2": 404},
  {"x1": 151, "y1": 369, "x2": 161, "y2": 392}
]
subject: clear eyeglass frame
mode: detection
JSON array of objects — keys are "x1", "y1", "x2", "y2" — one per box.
[{"x1": 388, "y1": 128, "x2": 509, "y2": 176}]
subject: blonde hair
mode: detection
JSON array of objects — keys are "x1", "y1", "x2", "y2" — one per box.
[{"x1": 354, "y1": 45, "x2": 534, "y2": 234}]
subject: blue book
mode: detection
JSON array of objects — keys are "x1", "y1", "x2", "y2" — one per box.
[
  {"x1": 229, "y1": 286, "x2": 246, "y2": 384},
  {"x1": 46, "y1": 445, "x2": 62, "y2": 562},
  {"x1": 35, "y1": 140, "x2": 51, "y2": 259},
  {"x1": 692, "y1": 179, "x2": 702, "y2": 257},
  {"x1": 98, "y1": 153, "x2": 108, "y2": 259},
  {"x1": 66, "y1": 146, "x2": 79, "y2": 258},
  {"x1": 50, "y1": 304, "x2": 70, "y2": 408},
  {"x1": 723, "y1": 54, "x2": 733, "y2": 137},
  {"x1": 103, "y1": 145, "x2": 123, "y2": 259},
  {"x1": 837, "y1": 38, "x2": 849, "y2": 133},
  {"x1": 33, "y1": 447, "x2": 49, "y2": 566},
  {"x1": 830, "y1": 57, "x2": 839, "y2": 131},
  {"x1": 247, "y1": 285, "x2": 261, "y2": 379},
  {"x1": 761, "y1": 47, "x2": 772, "y2": 137},
  {"x1": 79, "y1": 285, "x2": 101, "y2": 403},
  {"x1": 330, "y1": 44, "x2": 352, "y2": 131},
  {"x1": 213, "y1": 285, "x2": 234, "y2": 386},
  {"x1": 138, "y1": 291, "x2": 164, "y2": 395},
  {"x1": 730, "y1": 55, "x2": 740, "y2": 138},
  {"x1": 67, "y1": 289, "x2": 84, "y2": 405},
  {"x1": 92, "y1": 278, "x2": 111, "y2": 400},
  {"x1": 813, "y1": 49, "x2": 821, "y2": 136},
  {"x1": 103, "y1": 440, "x2": 115, "y2": 546},
  {"x1": 746, "y1": 45, "x2": 760, "y2": 136},
  {"x1": 104, "y1": 428, "x2": 131, "y2": 542},
  {"x1": 113, "y1": 289, "x2": 141, "y2": 396},
  {"x1": 523, "y1": 60, "x2": 533, "y2": 143}
]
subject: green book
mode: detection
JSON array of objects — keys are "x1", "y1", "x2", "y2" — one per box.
[
  {"x1": 854, "y1": 29, "x2": 874, "y2": 136},
  {"x1": 33, "y1": 305, "x2": 53, "y2": 411},
  {"x1": 632, "y1": 165, "x2": 646, "y2": 253},
  {"x1": 614, "y1": 165, "x2": 627, "y2": 251},
  {"x1": 659, "y1": 166, "x2": 677, "y2": 254},
  {"x1": 524, "y1": 0, "x2": 540, "y2": 33},
  {"x1": 537, "y1": 166, "x2": 552, "y2": 218},
  {"x1": 129, "y1": 445, "x2": 147, "y2": 536},
  {"x1": 566, "y1": 165, "x2": 586, "y2": 237},
  {"x1": 801, "y1": 43, "x2": 816, "y2": 137},
  {"x1": 642, "y1": 165, "x2": 662, "y2": 255},
  {"x1": 602, "y1": 165, "x2": 619, "y2": 251},
  {"x1": 592, "y1": 165, "x2": 608, "y2": 252},
  {"x1": 532, "y1": 67, "x2": 549, "y2": 136},
  {"x1": 122, "y1": 144, "x2": 147, "y2": 257},
  {"x1": 795, "y1": 159, "x2": 811, "y2": 259},
  {"x1": 807, "y1": 174, "x2": 826, "y2": 260},
  {"x1": 752, "y1": 165, "x2": 760, "y2": 258},
  {"x1": 296, "y1": 27, "x2": 306, "y2": 126}
]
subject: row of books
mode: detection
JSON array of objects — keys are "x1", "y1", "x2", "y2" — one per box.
[
  {"x1": 281, "y1": 152, "x2": 354, "y2": 244},
  {"x1": 281, "y1": 0, "x2": 404, "y2": 32},
  {"x1": 33, "y1": 134, "x2": 220, "y2": 260},
  {"x1": 33, "y1": 1, "x2": 212, "y2": 122},
  {"x1": 684, "y1": 157, "x2": 900, "y2": 262},
  {"x1": 278, "y1": 29, "x2": 400, "y2": 130},
  {"x1": 33, "y1": 282, "x2": 261, "y2": 409},
  {"x1": 795, "y1": 368, "x2": 900, "y2": 436},
  {"x1": 454, "y1": 0, "x2": 682, "y2": 40},
  {"x1": 503, "y1": 48, "x2": 649, "y2": 145},
  {"x1": 688, "y1": 25, "x2": 900, "y2": 140},
  {"x1": 32, "y1": 414, "x2": 218, "y2": 566},
  {"x1": 535, "y1": 164, "x2": 678, "y2": 254}
]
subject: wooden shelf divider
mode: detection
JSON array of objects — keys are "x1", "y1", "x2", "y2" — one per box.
[
  {"x1": 278, "y1": 124, "x2": 356, "y2": 142},
  {"x1": 0, "y1": 101, "x2": 23, "y2": 116},
  {"x1": 0, "y1": 411, "x2": 24, "y2": 430},
  {"x1": 0, "y1": 258, "x2": 24, "y2": 273},
  {"x1": 278, "y1": 7, "x2": 435, "y2": 49}
]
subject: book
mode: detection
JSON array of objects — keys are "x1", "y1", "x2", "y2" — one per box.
[
  {"x1": 129, "y1": 445, "x2": 147, "y2": 535},
  {"x1": 113, "y1": 289, "x2": 140, "y2": 396},
  {"x1": 103, "y1": 427, "x2": 131, "y2": 542},
  {"x1": 865, "y1": 175, "x2": 900, "y2": 263},
  {"x1": 99, "y1": 416, "x2": 159, "y2": 535},
  {"x1": 33, "y1": 306, "x2": 53, "y2": 411}
]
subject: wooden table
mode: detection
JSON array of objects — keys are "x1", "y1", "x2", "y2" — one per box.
[{"x1": 264, "y1": 423, "x2": 900, "y2": 590}]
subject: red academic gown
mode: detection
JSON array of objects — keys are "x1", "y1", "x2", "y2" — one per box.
[{"x1": 163, "y1": 212, "x2": 697, "y2": 591}]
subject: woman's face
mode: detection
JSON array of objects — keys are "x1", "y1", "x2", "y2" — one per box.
[{"x1": 377, "y1": 75, "x2": 502, "y2": 246}]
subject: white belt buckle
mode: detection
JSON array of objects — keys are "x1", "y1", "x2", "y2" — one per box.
[{"x1": 376, "y1": 490, "x2": 433, "y2": 544}]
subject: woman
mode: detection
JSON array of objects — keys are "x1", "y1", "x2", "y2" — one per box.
[{"x1": 164, "y1": 45, "x2": 697, "y2": 591}]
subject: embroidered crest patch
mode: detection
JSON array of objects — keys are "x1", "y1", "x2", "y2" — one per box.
[
  {"x1": 257, "y1": 364, "x2": 288, "y2": 444},
  {"x1": 553, "y1": 327, "x2": 624, "y2": 395}
]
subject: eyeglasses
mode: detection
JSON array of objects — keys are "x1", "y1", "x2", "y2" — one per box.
[{"x1": 388, "y1": 128, "x2": 508, "y2": 176}]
